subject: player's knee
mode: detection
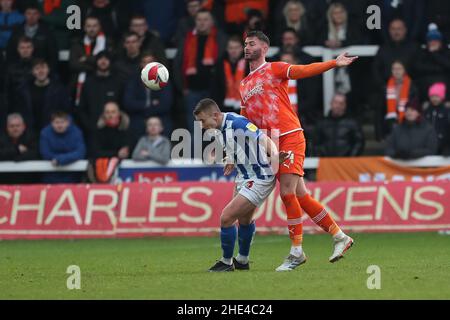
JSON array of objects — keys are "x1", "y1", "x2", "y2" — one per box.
[
  {"x1": 220, "y1": 211, "x2": 234, "y2": 227},
  {"x1": 279, "y1": 181, "x2": 297, "y2": 197},
  {"x1": 238, "y1": 216, "x2": 253, "y2": 226},
  {"x1": 296, "y1": 189, "x2": 308, "y2": 198},
  {"x1": 280, "y1": 186, "x2": 296, "y2": 198}
]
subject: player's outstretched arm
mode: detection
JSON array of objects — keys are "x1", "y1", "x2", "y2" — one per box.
[{"x1": 288, "y1": 52, "x2": 358, "y2": 80}]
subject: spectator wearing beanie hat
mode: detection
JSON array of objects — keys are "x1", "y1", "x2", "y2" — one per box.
[
  {"x1": 385, "y1": 98, "x2": 438, "y2": 159},
  {"x1": 415, "y1": 24, "x2": 450, "y2": 101},
  {"x1": 424, "y1": 82, "x2": 450, "y2": 154},
  {"x1": 77, "y1": 50, "x2": 123, "y2": 140}
]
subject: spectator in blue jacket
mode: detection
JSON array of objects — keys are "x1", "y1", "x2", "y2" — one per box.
[
  {"x1": 0, "y1": 0, "x2": 24, "y2": 51},
  {"x1": 123, "y1": 52, "x2": 173, "y2": 144},
  {"x1": 39, "y1": 111, "x2": 86, "y2": 183}
]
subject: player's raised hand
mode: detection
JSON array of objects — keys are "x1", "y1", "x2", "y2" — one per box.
[{"x1": 336, "y1": 52, "x2": 358, "y2": 67}]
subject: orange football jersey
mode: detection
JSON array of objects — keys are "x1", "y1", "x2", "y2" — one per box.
[{"x1": 239, "y1": 61, "x2": 302, "y2": 137}]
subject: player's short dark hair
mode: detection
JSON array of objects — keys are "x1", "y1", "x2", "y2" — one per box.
[
  {"x1": 51, "y1": 111, "x2": 70, "y2": 121},
  {"x1": 193, "y1": 98, "x2": 220, "y2": 116},
  {"x1": 246, "y1": 30, "x2": 270, "y2": 46}
]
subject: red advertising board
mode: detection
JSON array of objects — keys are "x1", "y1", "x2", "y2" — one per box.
[{"x1": 0, "y1": 181, "x2": 449, "y2": 239}]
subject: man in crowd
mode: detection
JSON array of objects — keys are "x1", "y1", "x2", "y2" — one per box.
[
  {"x1": 132, "y1": 117, "x2": 172, "y2": 165},
  {"x1": 114, "y1": 32, "x2": 142, "y2": 83},
  {"x1": 174, "y1": 9, "x2": 227, "y2": 132},
  {"x1": 128, "y1": 14, "x2": 166, "y2": 65},
  {"x1": 372, "y1": 18, "x2": 420, "y2": 88},
  {"x1": 122, "y1": 52, "x2": 173, "y2": 144},
  {"x1": 314, "y1": 93, "x2": 365, "y2": 157},
  {"x1": 213, "y1": 35, "x2": 248, "y2": 113},
  {"x1": 7, "y1": 3, "x2": 57, "y2": 67},
  {"x1": 5, "y1": 36, "x2": 34, "y2": 110},
  {"x1": 385, "y1": 98, "x2": 438, "y2": 159},
  {"x1": 77, "y1": 50, "x2": 122, "y2": 138},
  {"x1": 69, "y1": 15, "x2": 114, "y2": 104},
  {"x1": 415, "y1": 25, "x2": 450, "y2": 101},
  {"x1": 0, "y1": 113, "x2": 39, "y2": 184},
  {"x1": 14, "y1": 59, "x2": 71, "y2": 135},
  {"x1": 39, "y1": 111, "x2": 86, "y2": 183}
]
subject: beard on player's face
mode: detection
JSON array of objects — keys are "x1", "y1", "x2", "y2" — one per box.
[{"x1": 245, "y1": 48, "x2": 262, "y2": 61}]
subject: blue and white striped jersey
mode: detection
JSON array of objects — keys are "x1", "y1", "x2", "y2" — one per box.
[{"x1": 218, "y1": 112, "x2": 274, "y2": 180}]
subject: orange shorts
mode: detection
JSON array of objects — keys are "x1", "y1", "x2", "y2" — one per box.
[{"x1": 277, "y1": 130, "x2": 306, "y2": 178}]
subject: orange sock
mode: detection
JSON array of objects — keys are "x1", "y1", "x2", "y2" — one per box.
[
  {"x1": 297, "y1": 194, "x2": 341, "y2": 236},
  {"x1": 281, "y1": 194, "x2": 303, "y2": 246}
]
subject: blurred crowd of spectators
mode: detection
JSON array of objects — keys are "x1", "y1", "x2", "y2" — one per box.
[{"x1": 0, "y1": 0, "x2": 449, "y2": 184}]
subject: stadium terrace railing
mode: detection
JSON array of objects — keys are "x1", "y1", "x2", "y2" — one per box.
[
  {"x1": 59, "y1": 45, "x2": 380, "y2": 116},
  {"x1": 0, "y1": 156, "x2": 449, "y2": 173}
]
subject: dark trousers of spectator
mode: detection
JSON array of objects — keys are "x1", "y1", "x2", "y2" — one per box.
[{"x1": 184, "y1": 90, "x2": 209, "y2": 133}]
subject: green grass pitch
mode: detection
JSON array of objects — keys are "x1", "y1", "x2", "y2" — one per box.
[{"x1": 0, "y1": 232, "x2": 449, "y2": 299}]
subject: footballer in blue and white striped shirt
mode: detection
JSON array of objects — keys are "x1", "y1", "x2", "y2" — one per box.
[{"x1": 193, "y1": 98, "x2": 288, "y2": 272}]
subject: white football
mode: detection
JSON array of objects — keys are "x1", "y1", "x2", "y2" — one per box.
[{"x1": 141, "y1": 62, "x2": 169, "y2": 90}]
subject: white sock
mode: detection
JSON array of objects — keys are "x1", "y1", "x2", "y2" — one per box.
[
  {"x1": 333, "y1": 230, "x2": 346, "y2": 240},
  {"x1": 220, "y1": 257, "x2": 232, "y2": 265},
  {"x1": 290, "y1": 246, "x2": 303, "y2": 257},
  {"x1": 235, "y1": 254, "x2": 249, "y2": 264}
]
